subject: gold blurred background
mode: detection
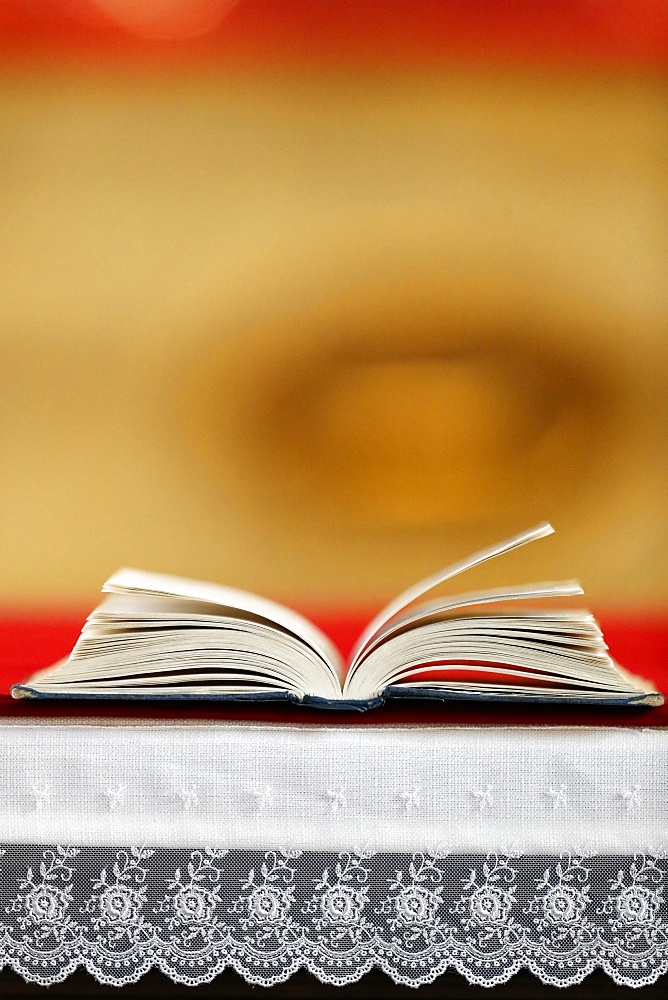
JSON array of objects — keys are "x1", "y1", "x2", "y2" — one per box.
[{"x1": 1, "y1": 26, "x2": 666, "y2": 607}]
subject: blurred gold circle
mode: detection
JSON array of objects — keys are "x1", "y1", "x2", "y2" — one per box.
[{"x1": 182, "y1": 271, "x2": 620, "y2": 533}]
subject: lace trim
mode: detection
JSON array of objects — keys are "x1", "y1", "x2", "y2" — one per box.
[{"x1": 1, "y1": 847, "x2": 667, "y2": 988}]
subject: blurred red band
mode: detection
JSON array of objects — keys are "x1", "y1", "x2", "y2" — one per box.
[{"x1": 0, "y1": 0, "x2": 666, "y2": 68}]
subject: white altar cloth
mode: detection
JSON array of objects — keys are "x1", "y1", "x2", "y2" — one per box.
[
  {"x1": 0, "y1": 718, "x2": 666, "y2": 988},
  {"x1": 0, "y1": 719, "x2": 664, "y2": 855}
]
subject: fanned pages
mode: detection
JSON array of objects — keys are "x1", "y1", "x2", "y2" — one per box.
[{"x1": 12, "y1": 524, "x2": 663, "y2": 708}]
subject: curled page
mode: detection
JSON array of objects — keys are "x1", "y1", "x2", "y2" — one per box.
[
  {"x1": 345, "y1": 579, "x2": 585, "y2": 674},
  {"x1": 348, "y1": 522, "x2": 555, "y2": 671},
  {"x1": 103, "y1": 568, "x2": 345, "y2": 685}
]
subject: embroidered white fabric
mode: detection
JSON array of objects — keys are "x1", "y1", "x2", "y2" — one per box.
[
  {"x1": 1, "y1": 719, "x2": 667, "y2": 986},
  {"x1": 0, "y1": 846, "x2": 667, "y2": 988},
  {"x1": 0, "y1": 720, "x2": 666, "y2": 854}
]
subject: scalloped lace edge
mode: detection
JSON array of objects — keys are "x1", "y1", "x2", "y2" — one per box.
[{"x1": 3, "y1": 948, "x2": 668, "y2": 989}]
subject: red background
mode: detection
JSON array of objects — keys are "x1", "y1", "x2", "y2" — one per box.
[{"x1": 1, "y1": 1, "x2": 666, "y2": 68}]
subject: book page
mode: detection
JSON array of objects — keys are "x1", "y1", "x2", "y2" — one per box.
[
  {"x1": 348, "y1": 579, "x2": 584, "y2": 669},
  {"x1": 103, "y1": 568, "x2": 346, "y2": 687},
  {"x1": 348, "y1": 522, "x2": 555, "y2": 670}
]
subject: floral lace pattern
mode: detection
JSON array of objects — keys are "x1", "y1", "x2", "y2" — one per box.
[{"x1": 1, "y1": 847, "x2": 667, "y2": 987}]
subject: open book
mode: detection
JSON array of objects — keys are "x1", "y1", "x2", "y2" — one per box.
[{"x1": 12, "y1": 524, "x2": 663, "y2": 708}]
